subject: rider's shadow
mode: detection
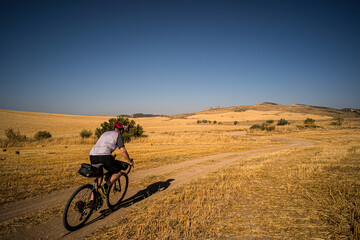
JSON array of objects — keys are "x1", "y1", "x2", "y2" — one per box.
[
  {"x1": 119, "y1": 178, "x2": 175, "y2": 208},
  {"x1": 88, "y1": 178, "x2": 175, "y2": 222}
]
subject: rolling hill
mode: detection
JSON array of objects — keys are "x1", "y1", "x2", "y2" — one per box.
[{"x1": 173, "y1": 102, "x2": 360, "y2": 119}]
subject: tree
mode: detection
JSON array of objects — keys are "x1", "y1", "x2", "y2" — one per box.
[
  {"x1": 234, "y1": 121, "x2": 238, "y2": 125},
  {"x1": 95, "y1": 116, "x2": 144, "y2": 142}
]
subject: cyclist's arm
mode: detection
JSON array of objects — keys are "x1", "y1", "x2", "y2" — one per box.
[{"x1": 119, "y1": 147, "x2": 133, "y2": 166}]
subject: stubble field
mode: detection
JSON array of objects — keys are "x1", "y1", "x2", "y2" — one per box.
[{"x1": 0, "y1": 108, "x2": 359, "y2": 239}]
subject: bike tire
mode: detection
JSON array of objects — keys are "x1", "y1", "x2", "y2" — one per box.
[
  {"x1": 63, "y1": 184, "x2": 95, "y2": 231},
  {"x1": 107, "y1": 173, "x2": 129, "y2": 209}
]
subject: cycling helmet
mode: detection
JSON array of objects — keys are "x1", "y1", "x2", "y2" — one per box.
[{"x1": 113, "y1": 122, "x2": 125, "y2": 131}]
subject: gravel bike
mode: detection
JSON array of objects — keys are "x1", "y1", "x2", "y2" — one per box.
[{"x1": 63, "y1": 159, "x2": 132, "y2": 231}]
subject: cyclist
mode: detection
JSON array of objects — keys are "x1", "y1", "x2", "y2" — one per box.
[{"x1": 89, "y1": 122, "x2": 134, "y2": 197}]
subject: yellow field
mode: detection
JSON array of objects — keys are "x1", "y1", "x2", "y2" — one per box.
[
  {"x1": 88, "y1": 129, "x2": 360, "y2": 239},
  {"x1": 187, "y1": 109, "x2": 332, "y2": 122},
  {"x1": 0, "y1": 109, "x2": 285, "y2": 205},
  {"x1": 0, "y1": 108, "x2": 359, "y2": 238},
  {"x1": 0, "y1": 109, "x2": 110, "y2": 138}
]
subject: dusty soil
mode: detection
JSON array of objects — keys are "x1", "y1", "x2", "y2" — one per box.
[{"x1": 0, "y1": 137, "x2": 312, "y2": 240}]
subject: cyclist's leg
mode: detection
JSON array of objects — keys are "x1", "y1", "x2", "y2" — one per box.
[
  {"x1": 90, "y1": 155, "x2": 104, "y2": 199},
  {"x1": 109, "y1": 171, "x2": 122, "y2": 185},
  {"x1": 103, "y1": 157, "x2": 125, "y2": 186},
  {"x1": 90, "y1": 156, "x2": 104, "y2": 186}
]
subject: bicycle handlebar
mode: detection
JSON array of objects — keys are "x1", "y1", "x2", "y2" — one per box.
[
  {"x1": 113, "y1": 154, "x2": 133, "y2": 174},
  {"x1": 126, "y1": 164, "x2": 132, "y2": 174}
]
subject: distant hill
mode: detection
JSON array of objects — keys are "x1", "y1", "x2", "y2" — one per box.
[
  {"x1": 171, "y1": 102, "x2": 360, "y2": 119},
  {"x1": 202, "y1": 106, "x2": 222, "y2": 111},
  {"x1": 199, "y1": 102, "x2": 360, "y2": 118},
  {"x1": 119, "y1": 113, "x2": 165, "y2": 118}
]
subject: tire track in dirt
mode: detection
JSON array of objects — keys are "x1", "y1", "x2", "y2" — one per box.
[
  {"x1": 2, "y1": 138, "x2": 313, "y2": 240},
  {"x1": 0, "y1": 151, "x2": 251, "y2": 223}
]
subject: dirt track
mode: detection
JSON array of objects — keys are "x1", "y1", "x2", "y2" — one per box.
[{"x1": 0, "y1": 137, "x2": 313, "y2": 240}]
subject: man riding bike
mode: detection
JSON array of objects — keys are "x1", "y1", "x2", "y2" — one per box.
[{"x1": 89, "y1": 122, "x2": 134, "y2": 197}]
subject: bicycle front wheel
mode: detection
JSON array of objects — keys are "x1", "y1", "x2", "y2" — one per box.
[
  {"x1": 63, "y1": 184, "x2": 95, "y2": 231},
  {"x1": 107, "y1": 173, "x2": 129, "y2": 209}
]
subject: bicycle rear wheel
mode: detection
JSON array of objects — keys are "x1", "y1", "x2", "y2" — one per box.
[
  {"x1": 107, "y1": 173, "x2": 128, "y2": 209},
  {"x1": 63, "y1": 184, "x2": 94, "y2": 231}
]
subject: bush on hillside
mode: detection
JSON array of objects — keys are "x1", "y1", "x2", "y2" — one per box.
[
  {"x1": 197, "y1": 120, "x2": 214, "y2": 124},
  {"x1": 266, "y1": 120, "x2": 274, "y2": 124},
  {"x1": 304, "y1": 118, "x2": 315, "y2": 125},
  {"x1": 234, "y1": 121, "x2": 238, "y2": 125},
  {"x1": 95, "y1": 116, "x2": 144, "y2": 143},
  {"x1": 261, "y1": 123, "x2": 275, "y2": 131},
  {"x1": 80, "y1": 129, "x2": 92, "y2": 139},
  {"x1": 34, "y1": 131, "x2": 52, "y2": 140},
  {"x1": 250, "y1": 124, "x2": 262, "y2": 130},
  {"x1": 5, "y1": 128, "x2": 27, "y2": 141},
  {"x1": 330, "y1": 116, "x2": 344, "y2": 126},
  {"x1": 277, "y1": 118, "x2": 289, "y2": 126}
]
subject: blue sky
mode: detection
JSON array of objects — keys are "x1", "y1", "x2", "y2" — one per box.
[{"x1": 1, "y1": 0, "x2": 359, "y2": 115}]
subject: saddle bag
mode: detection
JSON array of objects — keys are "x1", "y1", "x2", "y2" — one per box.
[{"x1": 78, "y1": 163, "x2": 101, "y2": 177}]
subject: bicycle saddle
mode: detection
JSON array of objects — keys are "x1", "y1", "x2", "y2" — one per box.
[{"x1": 91, "y1": 163, "x2": 104, "y2": 169}]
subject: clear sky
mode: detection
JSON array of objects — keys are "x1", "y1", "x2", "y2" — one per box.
[{"x1": 1, "y1": 0, "x2": 359, "y2": 115}]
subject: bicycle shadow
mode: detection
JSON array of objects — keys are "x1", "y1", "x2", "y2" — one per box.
[{"x1": 84, "y1": 178, "x2": 174, "y2": 227}]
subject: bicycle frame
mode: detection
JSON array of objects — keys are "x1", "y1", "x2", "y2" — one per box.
[{"x1": 63, "y1": 162, "x2": 131, "y2": 231}]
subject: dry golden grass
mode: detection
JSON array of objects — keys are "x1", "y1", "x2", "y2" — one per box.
[
  {"x1": 0, "y1": 109, "x2": 355, "y2": 205},
  {"x1": 0, "y1": 133, "x2": 279, "y2": 205},
  {"x1": 188, "y1": 109, "x2": 332, "y2": 122},
  {"x1": 0, "y1": 109, "x2": 111, "y2": 138},
  {"x1": 0, "y1": 109, "x2": 284, "y2": 205},
  {"x1": 87, "y1": 128, "x2": 360, "y2": 239},
  {"x1": 1, "y1": 108, "x2": 359, "y2": 238}
]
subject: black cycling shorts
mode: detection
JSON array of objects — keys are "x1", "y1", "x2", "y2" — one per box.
[{"x1": 90, "y1": 155, "x2": 128, "y2": 174}]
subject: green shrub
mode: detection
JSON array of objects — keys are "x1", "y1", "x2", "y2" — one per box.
[
  {"x1": 80, "y1": 129, "x2": 92, "y2": 139},
  {"x1": 330, "y1": 117, "x2": 344, "y2": 126},
  {"x1": 266, "y1": 120, "x2": 274, "y2": 124},
  {"x1": 213, "y1": 120, "x2": 217, "y2": 124},
  {"x1": 234, "y1": 121, "x2": 238, "y2": 125},
  {"x1": 277, "y1": 118, "x2": 289, "y2": 126},
  {"x1": 34, "y1": 131, "x2": 52, "y2": 140},
  {"x1": 95, "y1": 116, "x2": 144, "y2": 143},
  {"x1": 304, "y1": 118, "x2": 315, "y2": 125},
  {"x1": 5, "y1": 128, "x2": 27, "y2": 141},
  {"x1": 260, "y1": 123, "x2": 273, "y2": 131},
  {"x1": 197, "y1": 120, "x2": 213, "y2": 124},
  {"x1": 267, "y1": 126, "x2": 276, "y2": 131},
  {"x1": 250, "y1": 124, "x2": 262, "y2": 130}
]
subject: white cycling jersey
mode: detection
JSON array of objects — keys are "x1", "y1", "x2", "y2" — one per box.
[{"x1": 90, "y1": 131, "x2": 124, "y2": 156}]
